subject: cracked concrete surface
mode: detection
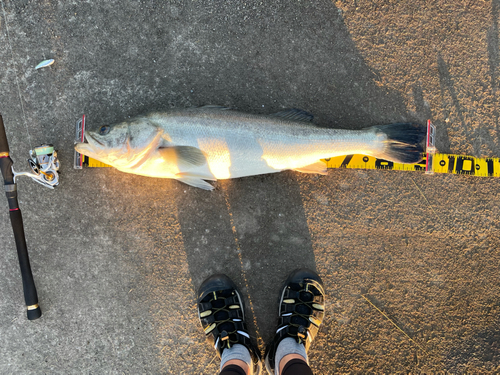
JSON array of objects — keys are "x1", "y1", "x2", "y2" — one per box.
[{"x1": 0, "y1": 1, "x2": 499, "y2": 374}]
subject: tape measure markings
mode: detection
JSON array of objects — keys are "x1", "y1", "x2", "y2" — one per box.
[
  {"x1": 322, "y1": 153, "x2": 500, "y2": 177},
  {"x1": 83, "y1": 156, "x2": 112, "y2": 168}
]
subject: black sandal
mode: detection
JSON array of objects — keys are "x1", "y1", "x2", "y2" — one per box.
[
  {"x1": 198, "y1": 274, "x2": 262, "y2": 374},
  {"x1": 264, "y1": 269, "x2": 325, "y2": 374}
]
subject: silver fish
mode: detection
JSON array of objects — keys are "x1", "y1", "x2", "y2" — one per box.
[{"x1": 74, "y1": 106, "x2": 425, "y2": 190}]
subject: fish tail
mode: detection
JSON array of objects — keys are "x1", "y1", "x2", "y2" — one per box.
[{"x1": 372, "y1": 123, "x2": 426, "y2": 163}]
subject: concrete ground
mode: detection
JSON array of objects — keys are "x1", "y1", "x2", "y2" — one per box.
[{"x1": 1, "y1": 0, "x2": 499, "y2": 373}]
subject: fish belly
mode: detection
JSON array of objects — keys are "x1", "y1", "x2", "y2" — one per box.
[{"x1": 148, "y1": 110, "x2": 382, "y2": 180}]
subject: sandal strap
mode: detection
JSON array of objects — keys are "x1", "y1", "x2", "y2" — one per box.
[
  {"x1": 265, "y1": 270, "x2": 325, "y2": 374},
  {"x1": 199, "y1": 289, "x2": 260, "y2": 364}
]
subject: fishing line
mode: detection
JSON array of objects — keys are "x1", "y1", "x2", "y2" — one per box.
[{"x1": 1, "y1": 0, "x2": 33, "y2": 150}]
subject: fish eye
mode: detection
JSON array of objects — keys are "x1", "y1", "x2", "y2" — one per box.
[{"x1": 99, "y1": 125, "x2": 110, "y2": 135}]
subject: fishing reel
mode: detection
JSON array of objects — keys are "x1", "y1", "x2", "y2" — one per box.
[{"x1": 12, "y1": 144, "x2": 60, "y2": 189}]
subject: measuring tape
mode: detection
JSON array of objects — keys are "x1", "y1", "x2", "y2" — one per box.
[
  {"x1": 323, "y1": 153, "x2": 500, "y2": 177},
  {"x1": 79, "y1": 155, "x2": 112, "y2": 168},
  {"x1": 75, "y1": 117, "x2": 500, "y2": 177}
]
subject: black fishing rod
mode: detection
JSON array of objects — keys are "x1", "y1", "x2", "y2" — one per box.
[{"x1": 0, "y1": 114, "x2": 56, "y2": 320}]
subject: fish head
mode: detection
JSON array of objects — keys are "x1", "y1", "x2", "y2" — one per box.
[{"x1": 74, "y1": 119, "x2": 162, "y2": 168}]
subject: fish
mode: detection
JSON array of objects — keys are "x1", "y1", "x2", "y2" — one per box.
[{"x1": 74, "y1": 106, "x2": 426, "y2": 190}]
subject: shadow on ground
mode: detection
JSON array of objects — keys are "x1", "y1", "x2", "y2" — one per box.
[{"x1": 1, "y1": 1, "x2": 499, "y2": 374}]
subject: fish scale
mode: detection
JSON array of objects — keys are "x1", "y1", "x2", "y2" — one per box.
[{"x1": 75, "y1": 106, "x2": 425, "y2": 190}]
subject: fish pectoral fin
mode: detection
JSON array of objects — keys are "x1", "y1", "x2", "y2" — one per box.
[
  {"x1": 175, "y1": 176, "x2": 215, "y2": 190},
  {"x1": 158, "y1": 146, "x2": 207, "y2": 169},
  {"x1": 293, "y1": 161, "x2": 328, "y2": 175}
]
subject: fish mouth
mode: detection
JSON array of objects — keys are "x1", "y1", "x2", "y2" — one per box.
[
  {"x1": 74, "y1": 142, "x2": 95, "y2": 156},
  {"x1": 84, "y1": 131, "x2": 104, "y2": 146},
  {"x1": 75, "y1": 143, "x2": 92, "y2": 156},
  {"x1": 74, "y1": 131, "x2": 105, "y2": 159}
]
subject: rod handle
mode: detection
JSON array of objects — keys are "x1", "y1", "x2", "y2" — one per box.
[
  {"x1": 0, "y1": 114, "x2": 10, "y2": 155},
  {"x1": 9, "y1": 208, "x2": 41, "y2": 320}
]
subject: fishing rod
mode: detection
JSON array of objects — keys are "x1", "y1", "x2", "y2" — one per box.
[{"x1": 0, "y1": 114, "x2": 60, "y2": 320}]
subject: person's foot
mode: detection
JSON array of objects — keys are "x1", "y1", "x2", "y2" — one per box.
[
  {"x1": 264, "y1": 269, "x2": 325, "y2": 374},
  {"x1": 198, "y1": 274, "x2": 262, "y2": 374}
]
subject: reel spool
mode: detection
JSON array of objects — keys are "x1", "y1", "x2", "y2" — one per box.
[{"x1": 13, "y1": 144, "x2": 60, "y2": 188}]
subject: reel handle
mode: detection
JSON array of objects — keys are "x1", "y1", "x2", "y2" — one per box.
[{"x1": 0, "y1": 114, "x2": 41, "y2": 320}]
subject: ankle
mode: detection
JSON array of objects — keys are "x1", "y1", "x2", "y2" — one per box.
[
  {"x1": 222, "y1": 359, "x2": 250, "y2": 375},
  {"x1": 278, "y1": 353, "x2": 307, "y2": 374},
  {"x1": 220, "y1": 343, "x2": 253, "y2": 374},
  {"x1": 274, "y1": 337, "x2": 308, "y2": 375}
]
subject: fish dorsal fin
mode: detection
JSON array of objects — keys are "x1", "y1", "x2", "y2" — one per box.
[
  {"x1": 158, "y1": 146, "x2": 207, "y2": 169},
  {"x1": 293, "y1": 161, "x2": 328, "y2": 175},
  {"x1": 271, "y1": 109, "x2": 314, "y2": 122}
]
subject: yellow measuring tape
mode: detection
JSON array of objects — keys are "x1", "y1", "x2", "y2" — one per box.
[
  {"x1": 323, "y1": 153, "x2": 500, "y2": 177},
  {"x1": 82, "y1": 153, "x2": 500, "y2": 177},
  {"x1": 82, "y1": 156, "x2": 112, "y2": 168}
]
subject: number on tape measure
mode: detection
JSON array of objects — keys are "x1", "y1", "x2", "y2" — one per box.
[
  {"x1": 375, "y1": 159, "x2": 394, "y2": 170},
  {"x1": 455, "y1": 156, "x2": 475, "y2": 175},
  {"x1": 426, "y1": 154, "x2": 500, "y2": 177}
]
